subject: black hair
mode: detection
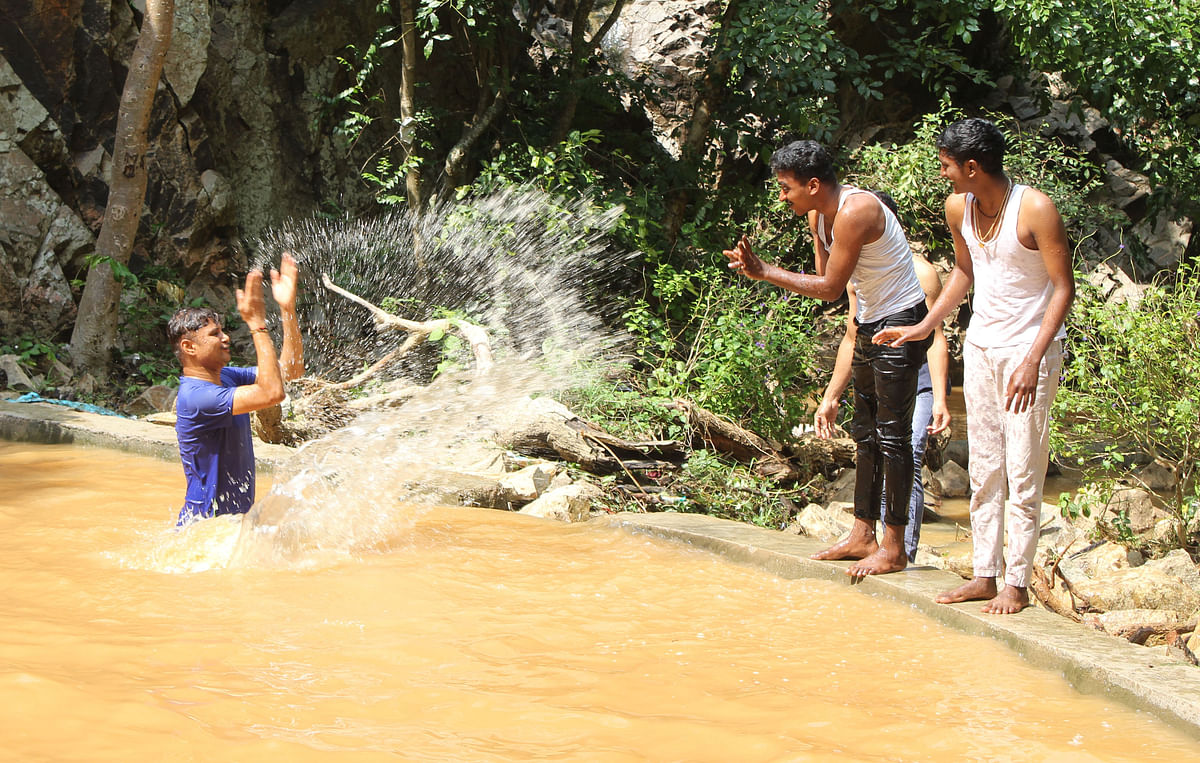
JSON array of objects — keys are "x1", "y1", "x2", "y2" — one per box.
[
  {"x1": 769, "y1": 140, "x2": 838, "y2": 184},
  {"x1": 937, "y1": 118, "x2": 1006, "y2": 175},
  {"x1": 167, "y1": 306, "x2": 222, "y2": 357}
]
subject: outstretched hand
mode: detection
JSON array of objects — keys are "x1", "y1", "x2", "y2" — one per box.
[
  {"x1": 236, "y1": 269, "x2": 267, "y2": 327},
  {"x1": 722, "y1": 235, "x2": 767, "y2": 280},
  {"x1": 269, "y1": 252, "x2": 300, "y2": 310},
  {"x1": 871, "y1": 323, "x2": 930, "y2": 347}
]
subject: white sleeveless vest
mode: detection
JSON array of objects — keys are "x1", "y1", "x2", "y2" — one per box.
[
  {"x1": 962, "y1": 184, "x2": 1067, "y2": 349},
  {"x1": 817, "y1": 187, "x2": 924, "y2": 323}
]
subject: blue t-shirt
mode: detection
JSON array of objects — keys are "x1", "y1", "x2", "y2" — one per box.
[{"x1": 175, "y1": 366, "x2": 258, "y2": 525}]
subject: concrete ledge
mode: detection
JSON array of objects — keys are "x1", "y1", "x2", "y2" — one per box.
[
  {"x1": 596, "y1": 511, "x2": 1200, "y2": 741},
  {"x1": 0, "y1": 399, "x2": 295, "y2": 472}
]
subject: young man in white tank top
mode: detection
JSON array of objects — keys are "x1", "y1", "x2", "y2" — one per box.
[
  {"x1": 724, "y1": 140, "x2": 932, "y2": 577},
  {"x1": 874, "y1": 119, "x2": 1075, "y2": 614}
]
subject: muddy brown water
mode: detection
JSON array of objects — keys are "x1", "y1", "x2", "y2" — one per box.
[{"x1": 1, "y1": 441, "x2": 1195, "y2": 760}]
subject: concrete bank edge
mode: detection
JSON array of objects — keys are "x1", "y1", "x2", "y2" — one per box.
[
  {"x1": 595, "y1": 511, "x2": 1200, "y2": 741},
  {"x1": 0, "y1": 399, "x2": 294, "y2": 471}
]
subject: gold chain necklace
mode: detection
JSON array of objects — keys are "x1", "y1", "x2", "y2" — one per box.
[{"x1": 972, "y1": 180, "x2": 1013, "y2": 246}]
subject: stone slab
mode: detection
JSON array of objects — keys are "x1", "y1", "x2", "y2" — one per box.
[{"x1": 596, "y1": 511, "x2": 1200, "y2": 742}]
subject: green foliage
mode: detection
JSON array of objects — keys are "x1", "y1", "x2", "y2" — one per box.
[
  {"x1": 846, "y1": 104, "x2": 1117, "y2": 255},
  {"x1": 1052, "y1": 263, "x2": 1200, "y2": 547},
  {"x1": 470, "y1": 130, "x2": 605, "y2": 196},
  {"x1": 622, "y1": 263, "x2": 822, "y2": 443},
  {"x1": 996, "y1": 0, "x2": 1200, "y2": 203},
  {"x1": 675, "y1": 449, "x2": 807, "y2": 529},
  {"x1": 1, "y1": 334, "x2": 61, "y2": 371}
]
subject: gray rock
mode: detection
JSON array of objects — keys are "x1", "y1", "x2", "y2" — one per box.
[
  {"x1": 0, "y1": 355, "x2": 35, "y2": 390},
  {"x1": 823, "y1": 468, "x2": 856, "y2": 504},
  {"x1": 934, "y1": 460, "x2": 971, "y2": 498},
  {"x1": 498, "y1": 462, "x2": 558, "y2": 504},
  {"x1": 788, "y1": 502, "x2": 853, "y2": 541},
  {"x1": 943, "y1": 439, "x2": 969, "y2": 468},
  {"x1": 519, "y1": 482, "x2": 600, "y2": 523},
  {"x1": 1134, "y1": 461, "x2": 1178, "y2": 491},
  {"x1": 127, "y1": 385, "x2": 178, "y2": 416}
]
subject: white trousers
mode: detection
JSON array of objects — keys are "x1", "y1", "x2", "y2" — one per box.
[{"x1": 963, "y1": 340, "x2": 1062, "y2": 588}]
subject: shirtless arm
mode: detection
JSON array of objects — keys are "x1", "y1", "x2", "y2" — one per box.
[
  {"x1": 873, "y1": 194, "x2": 974, "y2": 347},
  {"x1": 270, "y1": 253, "x2": 306, "y2": 381},
  {"x1": 724, "y1": 196, "x2": 880, "y2": 302},
  {"x1": 815, "y1": 286, "x2": 857, "y2": 438},
  {"x1": 1004, "y1": 190, "x2": 1075, "y2": 413},
  {"x1": 913, "y1": 256, "x2": 951, "y2": 434},
  {"x1": 231, "y1": 269, "x2": 286, "y2": 416}
]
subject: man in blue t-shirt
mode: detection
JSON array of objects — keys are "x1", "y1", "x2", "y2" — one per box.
[{"x1": 167, "y1": 254, "x2": 305, "y2": 525}]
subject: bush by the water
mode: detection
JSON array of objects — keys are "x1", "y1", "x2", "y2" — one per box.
[{"x1": 1052, "y1": 263, "x2": 1200, "y2": 552}]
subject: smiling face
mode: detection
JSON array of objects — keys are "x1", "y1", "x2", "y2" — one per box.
[
  {"x1": 181, "y1": 319, "x2": 231, "y2": 371},
  {"x1": 938, "y1": 150, "x2": 972, "y2": 194},
  {"x1": 776, "y1": 170, "x2": 819, "y2": 217}
]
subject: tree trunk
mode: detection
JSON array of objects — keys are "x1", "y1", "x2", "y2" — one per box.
[
  {"x1": 549, "y1": 0, "x2": 627, "y2": 146},
  {"x1": 661, "y1": 0, "x2": 740, "y2": 252},
  {"x1": 398, "y1": 0, "x2": 425, "y2": 212},
  {"x1": 69, "y1": 0, "x2": 175, "y2": 376}
]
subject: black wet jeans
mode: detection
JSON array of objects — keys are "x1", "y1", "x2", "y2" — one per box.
[{"x1": 849, "y1": 301, "x2": 933, "y2": 527}]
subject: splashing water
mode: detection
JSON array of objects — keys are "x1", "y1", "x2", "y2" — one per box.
[{"x1": 226, "y1": 187, "x2": 639, "y2": 566}]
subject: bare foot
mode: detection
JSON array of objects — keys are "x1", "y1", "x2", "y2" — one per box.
[
  {"x1": 845, "y1": 545, "x2": 907, "y2": 577},
  {"x1": 981, "y1": 585, "x2": 1029, "y2": 614},
  {"x1": 811, "y1": 520, "x2": 877, "y2": 561},
  {"x1": 935, "y1": 577, "x2": 997, "y2": 604}
]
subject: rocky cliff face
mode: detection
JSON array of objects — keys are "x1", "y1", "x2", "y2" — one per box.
[
  {"x1": 0, "y1": 0, "x2": 381, "y2": 341},
  {"x1": 0, "y1": 1, "x2": 1192, "y2": 345}
]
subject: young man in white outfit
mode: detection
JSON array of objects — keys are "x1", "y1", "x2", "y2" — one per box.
[
  {"x1": 873, "y1": 118, "x2": 1075, "y2": 613},
  {"x1": 724, "y1": 140, "x2": 932, "y2": 577}
]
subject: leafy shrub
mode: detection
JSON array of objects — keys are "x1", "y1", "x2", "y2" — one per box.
[
  {"x1": 846, "y1": 104, "x2": 1117, "y2": 256},
  {"x1": 621, "y1": 262, "x2": 823, "y2": 443},
  {"x1": 1052, "y1": 264, "x2": 1200, "y2": 550}
]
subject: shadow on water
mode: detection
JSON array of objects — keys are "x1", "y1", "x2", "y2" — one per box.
[{"x1": 229, "y1": 187, "x2": 639, "y2": 567}]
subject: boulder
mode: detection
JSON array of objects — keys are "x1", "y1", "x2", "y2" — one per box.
[
  {"x1": 1071, "y1": 565, "x2": 1200, "y2": 614},
  {"x1": 127, "y1": 385, "x2": 178, "y2": 415},
  {"x1": 1106, "y1": 487, "x2": 1167, "y2": 534},
  {"x1": 943, "y1": 439, "x2": 969, "y2": 468},
  {"x1": 1089, "y1": 609, "x2": 1187, "y2": 638},
  {"x1": 498, "y1": 462, "x2": 558, "y2": 504},
  {"x1": 0, "y1": 355, "x2": 35, "y2": 390},
  {"x1": 787, "y1": 502, "x2": 853, "y2": 541},
  {"x1": 519, "y1": 482, "x2": 600, "y2": 523},
  {"x1": 934, "y1": 460, "x2": 971, "y2": 498}
]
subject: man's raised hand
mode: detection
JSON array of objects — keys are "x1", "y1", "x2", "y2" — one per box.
[
  {"x1": 722, "y1": 235, "x2": 767, "y2": 280},
  {"x1": 236, "y1": 269, "x2": 267, "y2": 327},
  {"x1": 269, "y1": 252, "x2": 300, "y2": 310}
]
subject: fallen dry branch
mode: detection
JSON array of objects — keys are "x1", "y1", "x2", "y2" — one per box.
[
  {"x1": 321, "y1": 273, "x2": 495, "y2": 380},
  {"x1": 670, "y1": 398, "x2": 854, "y2": 484}
]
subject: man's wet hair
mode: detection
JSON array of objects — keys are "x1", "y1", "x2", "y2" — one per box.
[
  {"x1": 769, "y1": 140, "x2": 838, "y2": 184},
  {"x1": 937, "y1": 118, "x2": 1006, "y2": 175},
  {"x1": 168, "y1": 306, "x2": 222, "y2": 358}
]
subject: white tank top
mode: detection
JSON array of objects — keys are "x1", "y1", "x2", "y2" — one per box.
[
  {"x1": 962, "y1": 184, "x2": 1067, "y2": 349},
  {"x1": 817, "y1": 187, "x2": 924, "y2": 323}
]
